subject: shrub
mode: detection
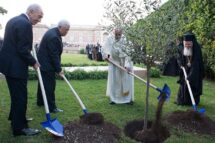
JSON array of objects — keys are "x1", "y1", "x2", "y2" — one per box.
[
  {"x1": 61, "y1": 63, "x2": 108, "y2": 67},
  {"x1": 79, "y1": 48, "x2": 85, "y2": 54},
  {"x1": 150, "y1": 67, "x2": 160, "y2": 78},
  {"x1": 28, "y1": 69, "x2": 108, "y2": 80}
]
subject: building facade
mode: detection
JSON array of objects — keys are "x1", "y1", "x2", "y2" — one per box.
[{"x1": 33, "y1": 24, "x2": 108, "y2": 53}]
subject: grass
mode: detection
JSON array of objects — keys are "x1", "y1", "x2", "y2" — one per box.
[
  {"x1": 0, "y1": 53, "x2": 215, "y2": 143},
  {"x1": 61, "y1": 53, "x2": 106, "y2": 65}
]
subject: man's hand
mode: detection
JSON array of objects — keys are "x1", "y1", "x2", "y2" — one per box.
[
  {"x1": 125, "y1": 67, "x2": 131, "y2": 73},
  {"x1": 33, "y1": 62, "x2": 40, "y2": 70},
  {"x1": 58, "y1": 71, "x2": 64, "y2": 78},
  {"x1": 104, "y1": 54, "x2": 110, "y2": 61}
]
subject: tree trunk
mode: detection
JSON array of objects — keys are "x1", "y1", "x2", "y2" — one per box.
[{"x1": 144, "y1": 64, "x2": 150, "y2": 130}]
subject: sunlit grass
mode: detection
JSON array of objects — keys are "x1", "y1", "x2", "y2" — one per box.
[{"x1": 61, "y1": 53, "x2": 106, "y2": 65}]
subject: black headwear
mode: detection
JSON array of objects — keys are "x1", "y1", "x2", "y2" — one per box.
[{"x1": 183, "y1": 32, "x2": 196, "y2": 41}]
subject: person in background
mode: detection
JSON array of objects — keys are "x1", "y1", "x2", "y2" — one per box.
[
  {"x1": 0, "y1": 4, "x2": 43, "y2": 136},
  {"x1": 36, "y1": 20, "x2": 70, "y2": 113},
  {"x1": 96, "y1": 42, "x2": 103, "y2": 61},
  {"x1": 176, "y1": 36, "x2": 184, "y2": 62},
  {"x1": 92, "y1": 44, "x2": 98, "y2": 61},
  {"x1": 162, "y1": 41, "x2": 179, "y2": 76},
  {"x1": 103, "y1": 28, "x2": 134, "y2": 105},
  {"x1": 176, "y1": 36, "x2": 183, "y2": 51},
  {"x1": 86, "y1": 44, "x2": 90, "y2": 59},
  {"x1": 176, "y1": 32, "x2": 204, "y2": 105}
]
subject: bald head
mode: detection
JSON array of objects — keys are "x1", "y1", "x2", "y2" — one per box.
[{"x1": 26, "y1": 4, "x2": 43, "y2": 25}]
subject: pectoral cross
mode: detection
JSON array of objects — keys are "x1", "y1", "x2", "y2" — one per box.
[{"x1": 187, "y1": 56, "x2": 192, "y2": 67}]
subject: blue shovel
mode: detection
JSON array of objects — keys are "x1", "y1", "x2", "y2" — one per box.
[
  {"x1": 181, "y1": 66, "x2": 205, "y2": 113},
  {"x1": 107, "y1": 58, "x2": 171, "y2": 100},
  {"x1": 32, "y1": 46, "x2": 64, "y2": 137}
]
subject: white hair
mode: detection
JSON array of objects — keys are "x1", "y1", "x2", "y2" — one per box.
[
  {"x1": 26, "y1": 4, "x2": 42, "y2": 13},
  {"x1": 183, "y1": 47, "x2": 193, "y2": 56},
  {"x1": 57, "y1": 20, "x2": 70, "y2": 29}
]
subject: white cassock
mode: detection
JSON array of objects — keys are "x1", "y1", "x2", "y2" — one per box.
[{"x1": 103, "y1": 34, "x2": 134, "y2": 104}]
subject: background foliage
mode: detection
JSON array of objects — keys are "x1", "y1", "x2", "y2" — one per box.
[
  {"x1": 103, "y1": 0, "x2": 214, "y2": 79},
  {"x1": 134, "y1": 0, "x2": 215, "y2": 79}
]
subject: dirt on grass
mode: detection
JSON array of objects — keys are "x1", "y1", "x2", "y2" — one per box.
[
  {"x1": 53, "y1": 119, "x2": 121, "y2": 143},
  {"x1": 52, "y1": 96, "x2": 215, "y2": 143},
  {"x1": 164, "y1": 109, "x2": 215, "y2": 135}
]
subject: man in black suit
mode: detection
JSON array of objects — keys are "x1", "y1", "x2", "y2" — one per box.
[
  {"x1": 36, "y1": 20, "x2": 70, "y2": 113},
  {"x1": 0, "y1": 4, "x2": 43, "y2": 136}
]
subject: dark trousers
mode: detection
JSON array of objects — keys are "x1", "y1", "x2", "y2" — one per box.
[
  {"x1": 6, "y1": 76, "x2": 28, "y2": 133},
  {"x1": 37, "y1": 71, "x2": 56, "y2": 111}
]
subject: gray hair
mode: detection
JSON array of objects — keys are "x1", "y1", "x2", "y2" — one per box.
[
  {"x1": 26, "y1": 4, "x2": 42, "y2": 13},
  {"x1": 57, "y1": 20, "x2": 70, "y2": 29}
]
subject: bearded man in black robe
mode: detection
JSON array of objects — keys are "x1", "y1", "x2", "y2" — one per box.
[{"x1": 176, "y1": 32, "x2": 205, "y2": 105}]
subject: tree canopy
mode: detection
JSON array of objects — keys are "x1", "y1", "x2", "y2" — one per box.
[
  {"x1": 0, "y1": 6, "x2": 7, "y2": 15},
  {"x1": 103, "y1": 0, "x2": 215, "y2": 79}
]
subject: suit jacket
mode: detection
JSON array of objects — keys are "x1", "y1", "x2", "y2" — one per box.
[
  {"x1": 37, "y1": 27, "x2": 63, "y2": 73},
  {"x1": 0, "y1": 14, "x2": 36, "y2": 79}
]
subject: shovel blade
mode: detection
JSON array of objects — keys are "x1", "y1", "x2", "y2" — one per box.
[
  {"x1": 198, "y1": 108, "x2": 205, "y2": 113},
  {"x1": 162, "y1": 84, "x2": 171, "y2": 98},
  {"x1": 41, "y1": 118, "x2": 64, "y2": 137},
  {"x1": 157, "y1": 84, "x2": 171, "y2": 101}
]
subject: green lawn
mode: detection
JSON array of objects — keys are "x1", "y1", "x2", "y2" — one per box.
[
  {"x1": 61, "y1": 53, "x2": 106, "y2": 65},
  {"x1": 0, "y1": 53, "x2": 215, "y2": 143}
]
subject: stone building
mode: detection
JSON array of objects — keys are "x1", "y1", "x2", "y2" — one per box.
[
  {"x1": 33, "y1": 24, "x2": 108, "y2": 53},
  {"x1": 33, "y1": 24, "x2": 49, "y2": 44}
]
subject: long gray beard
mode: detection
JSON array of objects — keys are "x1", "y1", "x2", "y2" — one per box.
[{"x1": 183, "y1": 47, "x2": 192, "y2": 56}]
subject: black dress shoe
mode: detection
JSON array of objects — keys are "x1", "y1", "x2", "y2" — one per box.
[
  {"x1": 14, "y1": 128, "x2": 41, "y2": 136},
  {"x1": 126, "y1": 101, "x2": 134, "y2": 105},
  {"x1": 51, "y1": 108, "x2": 63, "y2": 113},
  {"x1": 109, "y1": 101, "x2": 116, "y2": 105}
]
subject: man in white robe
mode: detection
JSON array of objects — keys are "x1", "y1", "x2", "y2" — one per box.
[{"x1": 104, "y1": 28, "x2": 134, "y2": 104}]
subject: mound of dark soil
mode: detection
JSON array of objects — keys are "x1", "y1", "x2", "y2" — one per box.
[
  {"x1": 124, "y1": 120, "x2": 170, "y2": 143},
  {"x1": 53, "y1": 120, "x2": 121, "y2": 143},
  {"x1": 164, "y1": 110, "x2": 215, "y2": 135},
  {"x1": 124, "y1": 93, "x2": 170, "y2": 143},
  {"x1": 79, "y1": 112, "x2": 104, "y2": 125}
]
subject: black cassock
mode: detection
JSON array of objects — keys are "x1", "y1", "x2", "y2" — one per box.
[
  {"x1": 163, "y1": 57, "x2": 179, "y2": 76},
  {"x1": 176, "y1": 43, "x2": 204, "y2": 105},
  {"x1": 162, "y1": 43, "x2": 180, "y2": 76}
]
